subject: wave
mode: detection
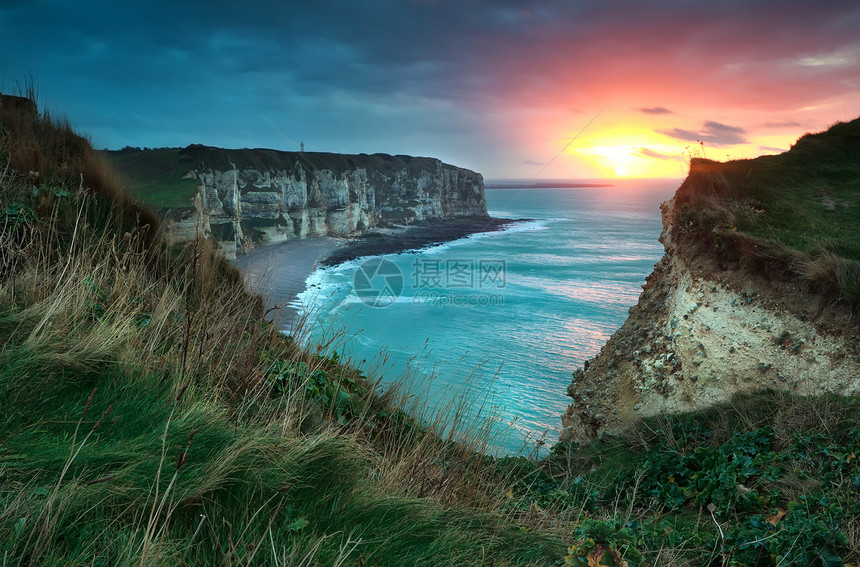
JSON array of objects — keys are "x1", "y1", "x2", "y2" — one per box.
[
  {"x1": 418, "y1": 218, "x2": 560, "y2": 255},
  {"x1": 295, "y1": 262, "x2": 356, "y2": 315},
  {"x1": 296, "y1": 218, "x2": 565, "y2": 317}
]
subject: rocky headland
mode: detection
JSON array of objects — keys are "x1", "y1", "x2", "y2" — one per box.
[
  {"x1": 318, "y1": 216, "x2": 521, "y2": 266},
  {"x1": 562, "y1": 119, "x2": 860, "y2": 444},
  {"x1": 104, "y1": 145, "x2": 488, "y2": 259}
]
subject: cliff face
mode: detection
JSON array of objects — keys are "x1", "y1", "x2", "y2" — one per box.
[
  {"x1": 562, "y1": 121, "x2": 860, "y2": 444},
  {"x1": 562, "y1": 198, "x2": 860, "y2": 444},
  {"x1": 106, "y1": 146, "x2": 487, "y2": 259}
]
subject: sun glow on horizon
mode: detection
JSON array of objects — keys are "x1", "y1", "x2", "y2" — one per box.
[
  {"x1": 534, "y1": 106, "x2": 854, "y2": 181},
  {"x1": 575, "y1": 140, "x2": 684, "y2": 178},
  {"x1": 548, "y1": 121, "x2": 692, "y2": 178}
]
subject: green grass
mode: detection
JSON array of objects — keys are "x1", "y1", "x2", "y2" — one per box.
[
  {"x1": 673, "y1": 117, "x2": 860, "y2": 301},
  {"x1": 101, "y1": 148, "x2": 200, "y2": 209},
  {"x1": 537, "y1": 392, "x2": 860, "y2": 566},
  {"x1": 0, "y1": 348, "x2": 561, "y2": 565}
]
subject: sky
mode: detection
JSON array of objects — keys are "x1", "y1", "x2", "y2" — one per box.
[{"x1": 1, "y1": 0, "x2": 858, "y2": 179}]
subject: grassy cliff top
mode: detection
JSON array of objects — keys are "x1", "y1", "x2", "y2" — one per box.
[
  {"x1": 102, "y1": 145, "x2": 481, "y2": 210},
  {"x1": 671, "y1": 117, "x2": 860, "y2": 301}
]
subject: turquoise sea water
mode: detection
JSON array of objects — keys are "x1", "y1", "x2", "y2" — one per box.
[{"x1": 297, "y1": 179, "x2": 677, "y2": 454}]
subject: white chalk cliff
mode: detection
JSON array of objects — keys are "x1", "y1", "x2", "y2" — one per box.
[{"x1": 109, "y1": 145, "x2": 487, "y2": 259}]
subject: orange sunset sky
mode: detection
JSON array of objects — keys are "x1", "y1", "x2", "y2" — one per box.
[{"x1": 1, "y1": 1, "x2": 858, "y2": 179}]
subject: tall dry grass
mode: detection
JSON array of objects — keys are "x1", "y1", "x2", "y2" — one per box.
[{"x1": 1, "y1": 91, "x2": 565, "y2": 565}]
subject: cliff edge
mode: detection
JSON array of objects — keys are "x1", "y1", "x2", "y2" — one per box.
[
  {"x1": 562, "y1": 118, "x2": 860, "y2": 444},
  {"x1": 104, "y1": 145, "x2": 487, "y2": 259}
]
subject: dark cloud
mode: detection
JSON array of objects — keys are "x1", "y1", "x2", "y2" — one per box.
[
  {"x1": 5, "y1": 2, "x2": 859, "y2": 105},
  {"x1": 0, "y1": 0, "x2": 857, "y2": 176},
  {"x1": 657, "y1": 121, "x2": 749, "y2": 146},
  {"x1": 636, "y1": 147, "x2": 681, "y2": 160},
  {"x1": 704, "y1": 121, "x2": 747, "y2": 138},
  {"x1": 764, "y1": 120, "x2": 802, "y2": 128},
  {"x1": 639, "y1": 107, "x2": 673, "y2": 115}
]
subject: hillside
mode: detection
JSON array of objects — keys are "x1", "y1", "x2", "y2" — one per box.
[
  {"x1": 563, "y1": 118, "x2": 860, "y2": 442},
  {"x1": 0, "y1": 93, "x2": 562, "y2": 565},
  {"x1": 553, "y1": 120, "x2": 860, "y2": 565},
  {"x1": 673, "y1": 118, "x2": 860, "y2": 301}
]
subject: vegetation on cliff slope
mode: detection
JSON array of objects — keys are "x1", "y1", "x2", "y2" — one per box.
[
  {"x1": 672, "y1": 117, "x2": 860, "y2": 302},
  {"x1": 101, "y1": 146, "x2": 200, "y2": 209},
  {"x1": 548, "y1": 392, "x2": 860, "y2": 566},
  {"x1": 0, "y1": 94, "x2": 562, "y2": 565},
  {"x1": 2, "y1": 94, "x2": 858, "y2": 566}
]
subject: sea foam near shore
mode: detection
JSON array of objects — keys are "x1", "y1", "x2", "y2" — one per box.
[
  {"x1": 293, "y1": 218, "x2": 554, "y2": 315},
  {"x1": 295, "y1": 181, "x2": 677, "y2": 455}
]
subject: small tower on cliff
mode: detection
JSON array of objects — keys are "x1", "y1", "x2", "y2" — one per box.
[{"x1": 300, "y1": 141, "x2": 305, "y2": 152}]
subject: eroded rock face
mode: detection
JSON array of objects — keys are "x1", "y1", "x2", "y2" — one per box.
[
  {"x1": 561, "y1": 198, "x2": 860, "y2": 444},
  {"x1": 159, "y1": 147, "x2": 486, "y2": 258},
  {"x1": 186, "y1": 165, "x2": 374, "y2": 257}
]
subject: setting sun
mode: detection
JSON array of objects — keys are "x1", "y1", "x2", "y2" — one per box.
[
  {"x1": 572, "y1": 137, "x2": 685, "y2": 178},
  {"x1": 541, "y1": 113, "x2": 810, "y2": 179}
]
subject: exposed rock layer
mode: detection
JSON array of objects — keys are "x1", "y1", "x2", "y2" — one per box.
[
  {"x1": 562, "y1": 193, "x2": 860, "y2": 444},
  {"x1": 108, "y1": 145, "x2": 487, "y2": 259}
]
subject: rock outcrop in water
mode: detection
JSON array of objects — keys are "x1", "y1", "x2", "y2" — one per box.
[
  {"x1": 105, "y1": 145, "x2": 487, "y2": 259},
  {"x1": 562, "y1": 119, "x2": 860, "y2": 444}
]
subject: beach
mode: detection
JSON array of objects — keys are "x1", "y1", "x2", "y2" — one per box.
[{"x1": 232, "y1": 236, "x2": 341, "y2": 330}]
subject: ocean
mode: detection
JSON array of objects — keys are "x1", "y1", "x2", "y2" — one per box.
[{"x1": 296, "y1": 179, "x2": 678, "y2": 455}]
